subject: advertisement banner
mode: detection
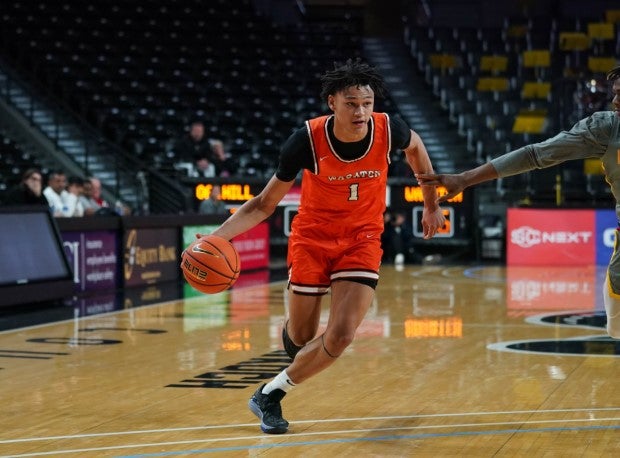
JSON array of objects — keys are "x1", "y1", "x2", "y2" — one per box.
[
  {"x1": 232, "y1": 222, "x2": 270, "y2": 271},
  {"x1": 62, "y1": 230, "x2": 118, "y2": 292},
  {"x1": 506, "y1": 208, "x2": 595, "y2": 265},
  {"x1": 123, "y1": 228, "x2": 179, "y2": 287}
]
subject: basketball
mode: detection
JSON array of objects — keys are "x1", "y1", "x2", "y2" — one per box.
[{"x1": 180, "y1": 235, "x2": 241, "y2": 294}]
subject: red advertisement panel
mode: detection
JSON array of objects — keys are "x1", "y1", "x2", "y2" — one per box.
[
  {"x1": 507, "y1": 208, "x2": 596, "y2": 265},
  {"x1": 232, "y1": 222, "x2": 269, "y2": 270}
]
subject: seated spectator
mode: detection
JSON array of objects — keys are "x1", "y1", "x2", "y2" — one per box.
[
  {"x1": 2, "y1": 168, "x2": 49, "y2": 207},
  {"x1": 198, "y1": 184, "x2": 228, "y2": 215},
  {"x1": 64, "y1": 176, "x2": 85, "y2": 217},
  {"x1": 173, "y1": 120, "x2": 212, "y2": 174},
  {"x1": 90, "y1": 177, "x2": 110, "y2": 208},
  {"x1": 210, "y1": 139, "x2": 237, "y2": 177},
  {"x1": 172, "y1": 120, "x2": 229, "y2": 178},
  {"x1": 83, "y1": 176, "x2": 131, "y2": 215},
  {"x1": 193, "y1": 156, "x2": 217, "y2": 178},
  {"x1": 79, "y1": 177, "x2": 102, "y2": 215},
  {"x1": 43, "y1": 170, "x2": 71, "y2": 217},
  {"x1": 174, "y1": 120, "x2": 212, "y2": 163}
]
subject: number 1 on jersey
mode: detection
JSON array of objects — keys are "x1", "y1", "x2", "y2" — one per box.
[{"x1": 348, "y1": 183, "x2": 359, "y2": 201}]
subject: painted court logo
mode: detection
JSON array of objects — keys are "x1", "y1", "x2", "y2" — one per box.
[
  {"x1": 511, "y1": 226, "x2": 593, "y2": 248},
  {"x1": 488, "y1": 311, "x2": 619, "y2": 357}
]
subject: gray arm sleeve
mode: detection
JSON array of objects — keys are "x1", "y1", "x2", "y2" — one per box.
[{"x1": 490, "y1": 112, "x2": 612, "y2": 178}]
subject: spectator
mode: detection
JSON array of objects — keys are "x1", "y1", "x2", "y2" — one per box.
[
  {"x1": 173, "y1": 120, "x2": 213, "y2": 169},
  {"x1": 172, "y1": 120, "x2": 234, "y2": 178},
  {"x1": 79, "y1": 177, "x2": 102, "y2": 215},
  {"x1": 89, "y1": 176, "x2": 131, "y2": 215},
  {"x1": 43, "y1": 170, "x2": 70, "y2": 217},
  {"x1": 193, "y1": 156, "x2": 217, "y2": 178},
  {"x1": 198, "y1": 184, "x2": 228, "y2": 215},
  {"x1": 2, "y1": 168, "x2": 49, "y2": 207},
  {"x1": 63, "y1": 176, "x2": 85, "y2": 217},
  {"x1": 90, "y1": 177, "x2": 109, "y2": 208},
  {"x1": 210, "y1": 139, "x2": 237, "y2": 177}
]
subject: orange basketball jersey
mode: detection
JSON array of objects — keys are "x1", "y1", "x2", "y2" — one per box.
[{"x1": 295, "y1": 113, "x2": 392, "y2": 239}]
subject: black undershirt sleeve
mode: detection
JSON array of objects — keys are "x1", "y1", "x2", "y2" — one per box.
[
  {"x1": 391, "y1": 114, "x2": 412, "y2": 150},
  {"x1": 275, "y1": 127, "x2": 313, "y2": 182}
]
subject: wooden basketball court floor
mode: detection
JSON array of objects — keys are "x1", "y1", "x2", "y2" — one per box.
[{"x1": 1, "y1": 264, "x2": 619, "y2": 457}]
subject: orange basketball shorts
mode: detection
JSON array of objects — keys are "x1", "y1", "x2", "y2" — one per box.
[{"x1": 287, "y1": 230, "x2": 383, "y2": 295}]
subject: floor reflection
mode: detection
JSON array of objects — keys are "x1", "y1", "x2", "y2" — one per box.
[{"x1": 0, "y1": 267, "x2": 282, "y2": 332}]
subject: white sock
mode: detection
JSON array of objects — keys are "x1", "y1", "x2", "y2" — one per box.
[{"x1": 262, "y1": 370, "x2": 296, "y2": 394}]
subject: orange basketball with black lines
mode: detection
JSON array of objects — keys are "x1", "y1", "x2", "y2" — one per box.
[{"x1": 180, "y1": 235, "x2": 240, "y2": 294}]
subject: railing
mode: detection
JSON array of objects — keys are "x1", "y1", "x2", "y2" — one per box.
[{"x1": 0, "y1": 56, "x2": 189, "y2": 214}]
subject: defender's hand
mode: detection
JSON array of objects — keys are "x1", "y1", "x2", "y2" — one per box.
[{"x1": 416, "y1": 173, "x2": 467, "y2": 203}]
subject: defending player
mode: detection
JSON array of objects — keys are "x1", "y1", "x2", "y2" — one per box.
[{"x1": 417, "y1": 65, "x2": 620, "y2": 339}]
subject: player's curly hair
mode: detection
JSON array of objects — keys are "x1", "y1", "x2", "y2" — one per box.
[
  {"x1": 319, "y1": 58, "x2": 388, "y2": 101},
  {"x1": 606, "y1": 65, "x2": 620, "y2": 82}
]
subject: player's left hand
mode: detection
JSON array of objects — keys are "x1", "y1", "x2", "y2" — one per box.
[{"x1": 422, "y1": 207, "x2": 446, "y2": 239}]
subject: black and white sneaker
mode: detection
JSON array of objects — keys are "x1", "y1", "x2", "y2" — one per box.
[{"x1": 248, "y1": 384, "x2": 289, "y2": 434}]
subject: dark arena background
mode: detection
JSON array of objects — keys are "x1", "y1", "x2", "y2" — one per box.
[{"x1": 0, "y1": 1, "x2": 619, "y2": 456}]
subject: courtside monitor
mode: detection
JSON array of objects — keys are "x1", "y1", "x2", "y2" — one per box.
[{"x1": 0, "y1": 207, "x2": 74, "y2": 307}]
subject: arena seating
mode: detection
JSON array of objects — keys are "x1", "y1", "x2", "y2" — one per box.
[
  {"x1": 0, "y1": 133, "x2": 50, "y2": 198},
  {"x1": 0, "y1": 1, "x2": 618, "y2": 211},
  {"x1": 0, "y1": 0, "x2": 367, "y2": 182},
  {"x1": 404, "y1": 7, "x2": 619, "y2": 206}
]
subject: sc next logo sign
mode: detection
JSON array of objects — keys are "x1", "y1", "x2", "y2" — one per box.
[{"x1": 488, "y1": 311, "x2": 619, "y2": 357}]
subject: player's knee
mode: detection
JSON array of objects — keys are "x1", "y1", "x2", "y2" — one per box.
[{"x1": 324, "y1": 331, "x2": 354, "y2": 356}]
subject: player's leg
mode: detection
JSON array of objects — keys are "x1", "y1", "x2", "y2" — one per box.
[
  {"x1": 285, "y1": 280, "x2": 375, "y2": 384},
  {"x1": 249, "y1": 281, "x2": 374, "y2": 434},
  {"x1": 283, "y1": 292, "x2": 322, "y2": 359},
  {"x1": 249, "y1": 293, "x2": 323, "y2": 434},
  {"x1": 603, "y1": 276, "x2": 620, "y2": 338},
  {"x1": 251, "y1": 235, "x2": 379, "y2": 433},
  {"x1": 250, "y1": 241, "x2": 327, "y2": 433},
  {"x1": 603, "y1": 231, "x2": 620, "y2": 338},
  {"x1": 282, "y1": 236, "x2": 330, "y2": 359}
]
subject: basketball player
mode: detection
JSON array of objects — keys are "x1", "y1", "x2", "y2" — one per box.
[
  {"x1": 417, "y1": 65, "x2": 620, "y2": 340},
  {"x1": 208, "y1": 59, "x2": 445, "y2": 434}
]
